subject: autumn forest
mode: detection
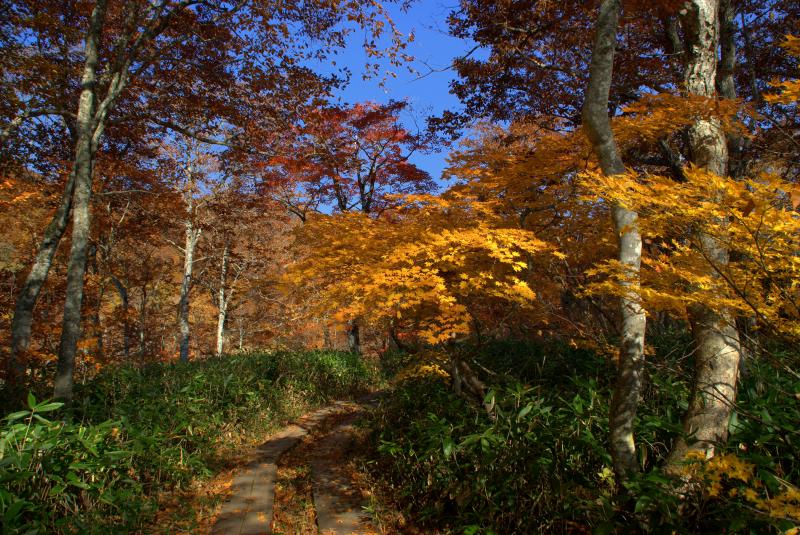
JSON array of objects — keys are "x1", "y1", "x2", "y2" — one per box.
[{"x1": 1, "y1": 0, "x2": 800, "y2": 533}]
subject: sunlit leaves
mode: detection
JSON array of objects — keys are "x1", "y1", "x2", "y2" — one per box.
[
  {"x1": 287, "y1": 194, "x2": 554, "y2": 344},
  {"x1": 765, "y1": 35, "x2": 800, "y2": 105},
  {"x1": 581, "y1": 166, "x2": 800, "y2": 340}
]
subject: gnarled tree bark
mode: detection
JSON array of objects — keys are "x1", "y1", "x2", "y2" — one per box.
[{"x1": 666, "y1": 0, "x2": 742, "y2": 469}]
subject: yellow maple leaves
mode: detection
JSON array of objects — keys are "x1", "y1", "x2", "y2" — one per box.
[
  {"x1": 287, "y1": 193, "x2": 555, "y2": 344},
  {"x1": 393, "y1": 349, "x2": 450, "y2": 383},
  {"x1": 581, "y1": 166, "x2": 800, "y2": 340},
  {"x1": 766, "y1": 35, "x2": 800, "y2": 105},
  {"x1": 686, "y1": 453, "x2": 800, "y2": 523},
  {"x1": 287, "y1": 38, "x2": 800, "y2": 349}
]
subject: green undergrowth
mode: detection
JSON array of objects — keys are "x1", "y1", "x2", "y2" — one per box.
[
  {"x1": 368, "y1": 336, "x2": 800, "y2": 533},
  {"x1": 0, "y1": 349, "x2": 376, "y2": 534}
]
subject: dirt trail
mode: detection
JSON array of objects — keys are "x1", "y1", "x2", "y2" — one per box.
[{"x1": 211, "y1": 396, "x2": 381, "y2": 535}]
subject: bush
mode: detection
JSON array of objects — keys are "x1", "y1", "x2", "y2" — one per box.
[
  {"x1": 0, "y1": 394, "x2": 142, "y2": 533},
  {"x1": 368, "y1": 339, "x2": 800, "y2": 533},
  {"x1": 372, "y1": 384, "x2": 612, "y2": 531},
  {"x1": 0, "y1": 349, "x2": 376, "y2": 533}
]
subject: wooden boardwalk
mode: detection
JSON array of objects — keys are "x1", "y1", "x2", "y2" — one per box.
[{"x1": 211, "y1": 398, "x2": 380, "y2": 534}]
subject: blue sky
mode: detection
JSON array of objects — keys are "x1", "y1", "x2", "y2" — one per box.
[{"x1": 313, "y1": 1, "x2": 482, "y2": 187}]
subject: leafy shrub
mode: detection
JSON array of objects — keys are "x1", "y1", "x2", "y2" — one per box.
[
  {"x1": 371, "y1": 342, "x2": 614, "y2": 533},
  {"x1": 369, "y1": 338, "x2": 800, "y2": 533},
  {"x1": 1, "y1": 394, "x2": 141, "y2": 534},
  {"x1": 377, "y1": 349, "x2": 415, "y2": 380}
]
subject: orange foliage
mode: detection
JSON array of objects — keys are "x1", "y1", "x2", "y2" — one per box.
[{"x1": 287, "y1": 193, "x2": 555, "y2": 344}]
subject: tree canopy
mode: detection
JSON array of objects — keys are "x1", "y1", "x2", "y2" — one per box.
[{"x1": 2, "y1": 0, "x2": 800, "y2": 532}]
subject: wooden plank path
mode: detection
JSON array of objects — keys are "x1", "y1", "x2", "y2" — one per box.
[
  {"x1": 211, "y1": 397, "x2": 381, "y2": 535},
  {"x1": 311, "y1": 416, "x2": 376, "y2": 535}
]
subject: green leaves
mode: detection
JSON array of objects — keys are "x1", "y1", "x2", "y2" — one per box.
[
  {"x1": 371, "y1": 336, "x2": 800, "y2": 533},
  {"x1": 370, "y1": 350, "x2": 611, "y2": 533},
  {"x1": 3, "y1": 394, "x2": 62, "y2": 425},
  {"x1": 0, "y1": 350, "x2": 376, "y2": 533},
  {"x1": 0, "y1": 407, "x2": 135, "y2": 534},
  {"x1": 442, "y1": 437, "x2": 456, "y2": 458}
]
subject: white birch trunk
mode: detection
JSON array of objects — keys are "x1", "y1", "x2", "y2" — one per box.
[
  {"x1": 215, "y1": 245, "x2": 229, "y2": 356},
  {"x1": 178, "y1": 214, "x2": 200, "y2": 363},
  {"x1": 582, "y1": 0, "x2": 648, "y2": 482}
]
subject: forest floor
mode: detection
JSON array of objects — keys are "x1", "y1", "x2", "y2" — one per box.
[{"x1": 202, "y1": 393, "x2": 386, "y2": 535}]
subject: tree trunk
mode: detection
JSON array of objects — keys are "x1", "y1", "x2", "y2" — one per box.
[
  {"x1": 386, "y1": 329, "x2": 400, "y2": 352},
  {"x1": 215, "y1": 305, "x2": 227, "y2": 356},
  {"x1": 450, "y1": 355, "x2": 495, "y2": 416},
  {"x1": 718, "y1": 0, "x2": 752, "y2": 365},
  {"x1": 110, "y1": 275, "x2": 130, "y2": 359},
  {"x1": 388, "y1": 319, "x2": 410, "y2": 353},
  {"x1": 347, "y1": 319, "x2": 360, "y2": 354},
  {"x1": 54, "y1": 0, "x2": 107, "y2": 401},
  {"x1": 93, "y1": 279, "x2": 105, "y2": 359},
  {"x1": 215, "y1": 245, "x2": 229, "y2": 357},
  {"x1": 715, "y1": 0, "x2": 736, "y2": 101},
  {"x1": 54, "y1": 141, "x2": 95, "y2": 401},
  {"x1": 582, "y1": 0, "x2": 648, "y2": 483},
  {"x1": 8, "y1": 169, "x2": 75, "y2": 390},
  {"x1": 178, "y1": 217, "x2": 200, "y2": 363},
  {"x1": 322, "y1": 317, "x2": 332, "y2": 349},
  {"x1": 667, "y1": 0, "x2": 742, "y2": 468},
  {"x1": 139, "y1": 285, "x2": 147, "y2": 362}
]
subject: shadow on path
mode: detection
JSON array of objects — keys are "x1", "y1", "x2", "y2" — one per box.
[{"x1": 211, "y1": 396, "x2": 381, "y2": 535}]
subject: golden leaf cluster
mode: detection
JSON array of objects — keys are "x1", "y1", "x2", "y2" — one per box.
[
  {"x1": 766, "y1": 35, "x2": 800, "y2": 105},
  {"x1": 581, "y1": 166, "x2": 800, "y2": 340},
  {"x1": 286, "y1": 193, "x2": 554, "y2": 343},
  {"x1": 684, "y1": 453, "x2": 800, "y2": 524},
  {"x1": 287, "y1": 50, "x2": 799, "y2": 347}
]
